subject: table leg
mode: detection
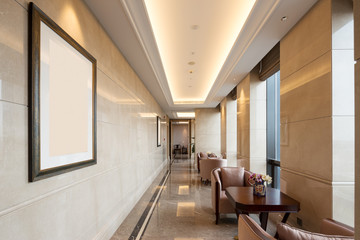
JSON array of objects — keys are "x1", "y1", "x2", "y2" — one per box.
[
  {"x1": 274, "y1": 212, "x2": 291, "y2": 238},
  {"x1": 259, "y1": 212, "x2": 269, "y2": 230},
  {"x1": 281, "y1": 212, "x2": 290, "y2": 223}
]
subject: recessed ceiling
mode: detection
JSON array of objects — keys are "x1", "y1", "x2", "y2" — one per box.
[
  {"x1": 144, "y1": 0, "x2": 256, "y2": 104},
  {"x1": 84, "y1": 0, "x2": 318, "y2": 119}
]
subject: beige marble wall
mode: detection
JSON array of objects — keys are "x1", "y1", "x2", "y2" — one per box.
[
  {"x1": 220, "y1": 98, "x2": 227, "y2": 155},
  {"x1": 226, "y1": 96, "x2": 237, "y2": 166},
  {"x1": 0, "y1": 0, "x2": 167, "y2": 239},
  {"x1": 237, "y1": 75, "x2": 250, "y2": 170},
  {"x1": 249, "y1": 68, "x2": 267, "y2": 174},
  {"x1": 194, "y1": 108, "x2": 221, "y2": 156},
  {"x1": 354, "y1": 0, "x2": 360, "y2": 237},
  {"x1": 236, "y1": 69, "x2": 266, "y2": 173},
  {"x1": 220, "y1": 96, "x2": 237, "y2": 166},
  {"x1": 280, "y1": 0, "x2": 354, "y2": 230}
]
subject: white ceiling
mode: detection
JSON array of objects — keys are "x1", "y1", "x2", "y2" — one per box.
[{"x1": 83, "y1": 0, "x2": 318, "y2": 119}]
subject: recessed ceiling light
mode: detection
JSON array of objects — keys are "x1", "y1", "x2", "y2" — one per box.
[
  {"x1": 281, "y1": 16, "x2": 288, "y2": 21},
  {"x1": 191, "y1": 25, "x2": 199, "y2": 30},
  {"x1": 188, "y1": 85, "x2": 192, "y2": 88},
  {"x1": 191, "y1": 52, "x2": 195, "y2": 55},
  {"x1": 189, "y1": 70, "x2": 193, "y2": 74},
  {"x1": 188, "y1": 61, "x2": 195, "y2": 65},
  {"x1": 177, "y1": 112, "x2": 195, "y2": 118}
]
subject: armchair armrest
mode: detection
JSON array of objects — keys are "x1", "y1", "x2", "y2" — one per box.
[
  {"x1": 211, "y1": 168, "x2": 222, "y2": 224},
  {"x1": 238, "y1": 214, "x2": 275, "y2": 240}
]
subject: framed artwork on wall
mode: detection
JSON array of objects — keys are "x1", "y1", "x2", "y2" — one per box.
[
  {"x1": 29, "y1": 3, "x2": 97, "y2": 181},
  {"x1": 157, "y1": 116, "x2": 161, "y2": 147}
]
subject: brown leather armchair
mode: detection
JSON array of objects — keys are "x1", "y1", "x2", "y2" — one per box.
[
  {"x1": 199, "y1": 158, "x2": 227, "y2": 183},
  {"x1": 211, "y1": 167, "x2": 252, "y2": 224},
  {"x1": 237, "y1": 214, "x2": 354, "y2": 240},
  {"x1": 196, "y1": 152, "x2": 208, "y2": 173}
]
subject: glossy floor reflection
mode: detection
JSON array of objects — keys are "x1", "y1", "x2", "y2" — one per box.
[{"x1": 111, "y1": 158, "x2": 276, "y2": 240}]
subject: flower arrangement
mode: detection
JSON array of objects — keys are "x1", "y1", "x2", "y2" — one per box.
[
  {"x1": 248, "y1": 173, "x2": 272, "y2": 185},
  {"x1": 248, "y1": 173, "x2": 272, "y2": 197}
]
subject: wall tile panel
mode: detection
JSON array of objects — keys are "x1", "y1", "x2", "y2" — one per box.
[{"x1": 280, "y1": 0, "x2": 331, "y2": 80}]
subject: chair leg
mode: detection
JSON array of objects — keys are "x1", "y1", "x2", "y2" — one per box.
[{"x1": 216, "y1": 212, "x2": 219, "y2": 224}]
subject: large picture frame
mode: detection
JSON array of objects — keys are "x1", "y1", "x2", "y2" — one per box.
[
  {"x1": 157, "y1": 116, "x2": 161, "y2": 147},
  {"x1": 29, "y1": 3, "x2": 97, "y2": 181}
]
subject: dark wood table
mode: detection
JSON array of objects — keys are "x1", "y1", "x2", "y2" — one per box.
[{"x1": 225, "y1": 186, "x2": 300, "y2": 230}]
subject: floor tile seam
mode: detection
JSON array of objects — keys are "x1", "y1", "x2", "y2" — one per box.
[{"x1": 128, "y1": 170, "x2": 170, "y2": 240}]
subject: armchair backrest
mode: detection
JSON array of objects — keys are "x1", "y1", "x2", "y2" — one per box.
[
  {"x1": 218, "y1": 167, "x2": 252, "y2": 190},
  {"x1": 200, "y1": 158, "x2": 227, "y2": 180},
  {"x1": 320, "y1": 218, "x2": 354, "y2": 236}
]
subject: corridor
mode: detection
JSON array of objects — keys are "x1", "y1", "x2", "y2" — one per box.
[
  {"x1": 111, "y1": 158, "x2": 238, "y2": 240},
  {"x1": 111, "y1": 159, "x2": 277, "y2": 240}
]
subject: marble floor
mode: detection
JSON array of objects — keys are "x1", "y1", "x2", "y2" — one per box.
[{"x1": 111, "y1": 158, "x2": 277, "y2": 240}]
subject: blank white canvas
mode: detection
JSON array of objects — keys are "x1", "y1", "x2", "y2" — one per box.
[{"x1": 40, "y1": 21, "x2": 93, "y2": 170}]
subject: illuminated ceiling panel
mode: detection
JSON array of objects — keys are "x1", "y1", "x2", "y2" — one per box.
[{"x1": 144, "y1": 0, "x2": 256, "y2": 104}]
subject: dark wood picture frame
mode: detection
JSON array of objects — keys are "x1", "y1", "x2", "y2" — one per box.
[
  {"x1": 29, "y1": 3, "x2": 97, "y2": 182},
  {"x1": 157, "y1": 116, "x2": 161, "y2": 147}
]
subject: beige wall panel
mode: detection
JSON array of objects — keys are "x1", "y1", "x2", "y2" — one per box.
[
  {"x1": 280, "y1": 51, "x2": 331, "y2": 124},
  {"x1": 355, "y1": 60, "x2": 360, "y2": 240},
  {"x1": 281, "y1": 170, "x2": 332, "y2": 232},
  {"x1": 354, "y1": 0, "x2": 360, "y2": 60},
  {"x1": 0, "y1": 0, "x2": 28, "y2": 105},
  {"x1": 238, "y1": 128, "x2": 250, "y2": 159},
  {"x1": 280, "y1": 0, "x2": 331, "y2": 80},
  {"x1": 281, "y1": 117, "x2": 332, "y2": 181},
  {"x1": 333, "y1": 184, "x2": 354, "y2": 227},
  {"x1": 195, "y1": 109, "x2": 221, "y2": 156}
]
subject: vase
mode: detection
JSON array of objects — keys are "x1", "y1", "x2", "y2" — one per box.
[{"x1": 253, "y1": 182, "x2": 266, "y2": 197}]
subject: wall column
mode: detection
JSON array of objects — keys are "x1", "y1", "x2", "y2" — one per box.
[
  {"x1": 280, "y1": 0, "x2": 354, "y2": 231},
  {"x1": 237, "y1": 67, "x2": 267, "y2": 173}
]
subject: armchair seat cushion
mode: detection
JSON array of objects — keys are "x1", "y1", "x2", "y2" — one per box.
[{"x1": 277, "y1": 223, "x2": 354, "y2": 240}]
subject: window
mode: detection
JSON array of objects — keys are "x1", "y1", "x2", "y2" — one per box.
[{"x1": 266, "y1": 70, "x2": 280, "y2": 189}]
